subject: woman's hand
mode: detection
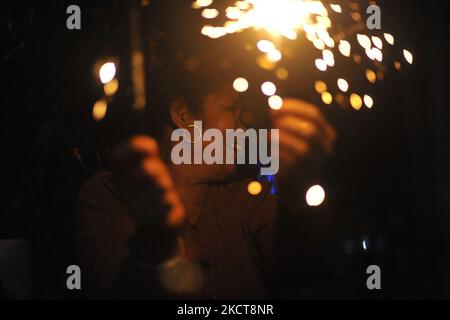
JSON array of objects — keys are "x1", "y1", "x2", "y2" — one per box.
[
  {"x1": 271, "y1": 99, "x2": 337, "y2": 205},
  {"x1": 113, "y1": 135, "x2": 185, "y2": 228}
]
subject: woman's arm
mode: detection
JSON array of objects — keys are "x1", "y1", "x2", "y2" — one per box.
[
  {"x1": 248, "y1": 99, "x2": 336, "y2": 288},
  {"x1": 77, "y1": 171, "x2": 173, "y2": 298},
  {"x1": 76, "y1": 136, "x2": 188, "y2": 299}
]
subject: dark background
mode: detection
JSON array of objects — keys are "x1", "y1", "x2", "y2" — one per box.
[{"x1": 0, "y1": 0, "x2": 449, "y2": 299}]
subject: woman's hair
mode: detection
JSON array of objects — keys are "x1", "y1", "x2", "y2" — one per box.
[{"x1": 141, "y1": 2, "x2": 237, "y2": 140}]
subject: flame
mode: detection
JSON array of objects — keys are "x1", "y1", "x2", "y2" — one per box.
[{"x1": 197, "y1": 0, "x2": 329, "y2": 40}]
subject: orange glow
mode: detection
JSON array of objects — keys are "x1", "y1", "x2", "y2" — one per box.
[
  {"x1": 92, "y1": 99, "x2": 108, "y2": 121},
  {"x1": 103, "y1": 79, "x2": 119, "y2": 96},
  {"x1": 366, "y1": 69, "x2": 377, "y2": 84},
  {"x1": 350, "y1": 94, "x2": 363, "y2": 110},
  {"x1": 247, "y1": 181, "x2": 262, "y2": 195},
  {"x1": 314, "y1": 81, "x2": 327, "y2": 94},
  {"x1": 321, "y1": 91, "x2": 333, "y2": 105}
]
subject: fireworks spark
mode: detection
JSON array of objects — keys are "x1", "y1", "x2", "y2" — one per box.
[{"x1": 192, "y1": 0, "x2": 414, "y2": 110}]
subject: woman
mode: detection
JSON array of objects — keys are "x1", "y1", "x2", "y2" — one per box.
[{"x1": 76, "y1": 3, "x2": 336, "y2": 299}]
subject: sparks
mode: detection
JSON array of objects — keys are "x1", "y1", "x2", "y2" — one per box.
[{"x1": 193, "y1": 0, "x2": 414, "y2": 110}]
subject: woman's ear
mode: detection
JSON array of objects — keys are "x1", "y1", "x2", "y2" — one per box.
[{"x1": 169, "y1": 98, "x2": 192, "y2": 129}]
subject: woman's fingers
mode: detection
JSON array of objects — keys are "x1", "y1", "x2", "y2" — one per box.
[
  {"x1": 271, "y1": 98, "x2": 337, "y2": 145},
  {"x1": 270, "y1": 99, "x2": 337, "y2": 177},
  {"x1": 130, "y1": 135, "x2": 159, "y2": 158},
  {"x1": 274, "y1": 115, "x2": 333, "y2": 156},
  {"x1": 114, "y1": 135, "x2": 185, "y2": 228}
]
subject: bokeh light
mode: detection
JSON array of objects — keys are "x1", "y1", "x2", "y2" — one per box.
[
  {"x1": 247, "y1": 181, "x2": 262, "y2": 196},
  {"x1": 321, "y1": 91, "x2": 333, "y2": 105},
  {"x1": 233, "y1": 77, "x2": 249, "y2": 92},
  {"x1": 268, "y1": 95, "x2": 283, "y2": 110},
  {"x1": 257, "y1": 39, "x2": 275, "y2": 53},
  {"x1": 384, "y1": 33, "x2": 395, "y2": 45},
  {"x1": 315, "y1": 59, "x2": 327, "y2": 71},
  {"x1": 403, "y1": 49, "x2": 414, "y2": 64},
  {"x1": 92, "y1": 99, "x2": 108, "y2": 121},
  {"x1": 261, "y1": 81, "x2": 277, "y2": 96},
  {"x1": 365, "y1": 69, "x2": 377, "y2": 84},
  {"x1": 364, "y1": 95, "x2": 374, "y2": 109},
  {"x1": 306, "y1": 185, "x2": 326, "y2": 207},
  {"x1": 99, "y1": 62, "x2": 116, "y2": 84},
  {"x1": 350, "y1": 93, "x2": 363, "y2": 110},
  {"x1": 103, "y1": 79, "x2": 119, "y2": 96},
  {"x1": 337, "y1": 78, "x2": 349, "y2": 92},
  {"x1": 314, "y1": 80, "x2": 327, "y2": 94},
  {"x1": 201, "y1": 8, "x2": 219, "y2": 19}
]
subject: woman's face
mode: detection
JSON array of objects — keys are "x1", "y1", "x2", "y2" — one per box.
[
  {"x1": 186, "y1": 86, "x2": 245, "y2": 183},
  {"x1": 201, "y1": 86, "x2": 243, "y2": 135}
]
